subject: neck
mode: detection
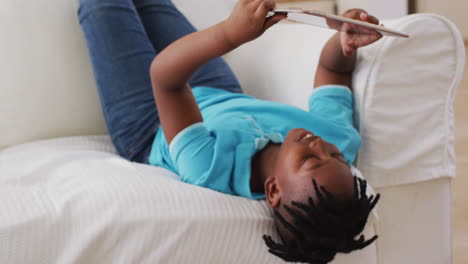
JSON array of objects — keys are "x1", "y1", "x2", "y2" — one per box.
[{"x1": 250, "y1": 143, "x2": 281, "y2": 193}]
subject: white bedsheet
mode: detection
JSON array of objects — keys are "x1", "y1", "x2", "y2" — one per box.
[{"x1": 0, "y1": 136, "x2": 376, "y2": 264}]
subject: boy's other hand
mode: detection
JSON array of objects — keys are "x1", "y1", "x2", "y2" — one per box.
[
  {"x1": 222, "y1": 0, "x2": 287, "y2": 47},
  {"x1": 335, "y1": 9, "x2": 383, "y2": 56}
]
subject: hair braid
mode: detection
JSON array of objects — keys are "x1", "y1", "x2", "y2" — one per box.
[{"x1": 263, "y1": 176, "x2": 380, "y2": 263}]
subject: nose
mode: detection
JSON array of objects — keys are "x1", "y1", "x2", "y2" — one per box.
[
  {"x1": 308, "y1": 136, "x2": 325, "y2": 148},
  {"x1": 308, "y1": 138, "x2": 331, "y2": 159}
]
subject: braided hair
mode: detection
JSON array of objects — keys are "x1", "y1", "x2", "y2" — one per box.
[{"x1": 263, "y1": 176, "x2": 380, "y2": 264}]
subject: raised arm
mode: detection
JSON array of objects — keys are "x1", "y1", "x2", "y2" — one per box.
[
  {"x1": 314, "y1": 9, "x2": 382, "y2": 89},
  {"x1": 150, "y1": 0, "x2": 286, "y2": 144}
]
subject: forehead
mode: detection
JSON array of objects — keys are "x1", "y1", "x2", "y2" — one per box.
[{"x1": 289, "y1": 163, "x2": 354, "y2": 201}]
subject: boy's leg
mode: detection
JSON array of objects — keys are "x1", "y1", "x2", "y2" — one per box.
[
  {"x1": 133, "y1": 0, "x2": 242, "y2": 93},
  {"x1": 78, "y1": 0, "x2": 160, "y2": 162}
]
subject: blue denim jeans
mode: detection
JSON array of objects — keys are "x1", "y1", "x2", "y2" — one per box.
[{"x1": 78, "y1": 0, "x2": 241, "y2": 163}]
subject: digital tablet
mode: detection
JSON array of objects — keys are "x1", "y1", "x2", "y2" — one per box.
[{"x1": 268, "y1": 8, "x2": 410, "y2": 38}]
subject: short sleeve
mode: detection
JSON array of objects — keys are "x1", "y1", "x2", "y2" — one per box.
[
  {"x1": 308, "y1": 85, "x2": 354, "y2": 127},
  {"x1": 169, "y1": 122, "x2": 216, "y2": 186}
]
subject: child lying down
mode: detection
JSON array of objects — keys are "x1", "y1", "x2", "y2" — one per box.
[{"x1": 78, "y1": 0, "x2": 381, "y2": 262}]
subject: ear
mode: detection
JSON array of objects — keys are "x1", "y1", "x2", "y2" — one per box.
[{"x1": 265, "y1": 177, "x2": 281, "y2": 208}]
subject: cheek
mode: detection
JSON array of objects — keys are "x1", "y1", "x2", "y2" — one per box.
[
  {"x1": 275, "y1": 141, "x2": 311, "y2": 190},
  {"x1": 275, "y1": 160, "x2": 310, "y2": 195},
  {"x1": 274, "y1": 154, "x2": 294, "y2": 188},
  {"x1": 273, "y1": 155, "x2": 288, "y2": 182},
  {"x1": 275, "y1": 147, "x2": 298, "y2": 177}
]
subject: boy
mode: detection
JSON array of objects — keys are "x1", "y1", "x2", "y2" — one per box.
[{"x1": 79, "y1": 0, "x2": 381, "y2": 262}]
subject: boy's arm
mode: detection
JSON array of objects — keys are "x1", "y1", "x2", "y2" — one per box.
[
  {"x1": 150, "y1": 0, "x2": 286, "y2": 144},
  {"x1": 314, "y1": 9, "x2": 382, "y2": 89},
  {"x1": 314, "y1": 32, "x2": 357, "y2": 89}
]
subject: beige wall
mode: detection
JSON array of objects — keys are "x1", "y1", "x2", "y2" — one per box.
[
  {"x1": 336, "y1": 0, "x2": 408, "y2": 19},
  {"x1": 417, "y1": 0, "x2": 468, "y2": 39},
  {"x1": 336, "y1": 0, "x2": 368, "y2": 14},
  {"x1": 277, "y1": 0, "x2": 335, "y2": 14}
]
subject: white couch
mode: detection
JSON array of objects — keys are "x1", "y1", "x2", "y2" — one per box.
[{"x1": 0, "y1": 0, "x2": 464, "y2": 263}]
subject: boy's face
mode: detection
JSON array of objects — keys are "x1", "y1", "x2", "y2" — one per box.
[{"x1": 267, "y1": 128, "x2": 354, "y2": 207}]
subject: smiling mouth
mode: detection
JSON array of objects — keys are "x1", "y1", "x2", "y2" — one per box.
[{"x1": 300, "y1": 133, "x2": 319, "y2": 143}]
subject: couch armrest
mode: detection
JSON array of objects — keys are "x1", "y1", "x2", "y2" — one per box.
[{"x1": 352, "y1": 14, "x2": 465, "y2": 187}]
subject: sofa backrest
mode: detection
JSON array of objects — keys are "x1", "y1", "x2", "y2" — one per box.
[{"x1": 0, "y1": 0, "x2": 332, "y2": 149}]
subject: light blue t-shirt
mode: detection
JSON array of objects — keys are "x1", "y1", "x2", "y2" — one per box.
[{"x1": 149, "y1": 85, "x2": 361, "y2": 200}]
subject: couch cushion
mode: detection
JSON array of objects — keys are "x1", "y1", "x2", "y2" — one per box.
[{"x1": 0, "y1": 135, "x2": 377, "y2": 264}]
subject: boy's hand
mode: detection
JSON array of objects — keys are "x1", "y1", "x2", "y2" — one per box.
[
  {"x1": 222, "y1": 0, "x2": 286, "y2": 47},
  {"x1": 315, "y1": 9, "x2": 382, "y2": 88},
  {"x1": 334, "y1": 9, "x2": 383, "y2": 56}
]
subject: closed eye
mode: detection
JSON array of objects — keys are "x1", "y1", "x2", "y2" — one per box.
[
  {"x1": 332, "y1": 153, "x2": 349, "y2": 166},
  {"x1": 331, "y1": 153, "x2": 344, "y2": 159},
  {"x1": 302, "y1": 154, "x2": 319, "y2": 164},
  {"x1": 302, "y1": 153, "x2": 346, "y2": 167},
  {"x1": 303, "y1": 153, "x2": 342, "y2": 163}
]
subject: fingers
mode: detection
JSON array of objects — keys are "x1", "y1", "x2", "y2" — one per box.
[
  {"x1": 264, "y1": 0, "x2": 276, "y2": 10},
  {"x1": 343, "y1": 40, "x2": 357, "y2": 56},
  {"x1": 369, "y1": 32, "x2": 383, "y2": 42},
  {"x1": 362, "y1": 13, "x2": 380, "y2": 25},
  {"x1": 256, "y1": 0, "x2": 282, "y2": 32},
  {"x1": 263, "y1": 13, "x2": 286, "y2": 31},
  {"x1": 338, "y1": 8, "x2": 384, "y2": 56},
  {"x1": 255, "y1": 0, "x2": 276, "y2": 18},
  {"x1": 342, "y1": 42, "x2": 356, "y2": 57},
  {"x1": 343, "y1": 8, "x2": 380, "y2": 25},
  {"x1": 343, "y1": 47, "x2": 355, "y2": 57},
  {"x1": 343, "y1": 8, "x2": 367, "y2": 19}
]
